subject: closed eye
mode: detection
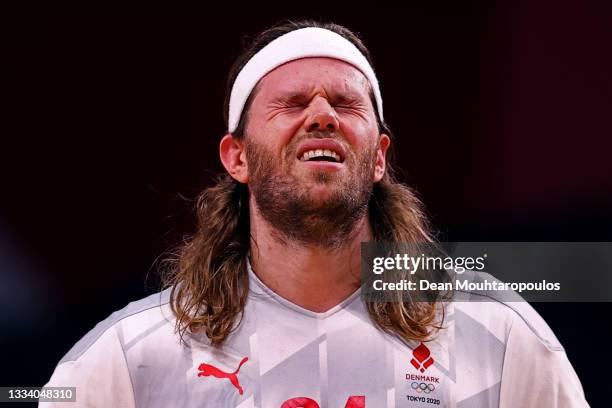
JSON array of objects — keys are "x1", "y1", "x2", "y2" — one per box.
[
  {"x1": 333, "y1": 103, "x2": 369, "y2": 115},
  {"x1": 283, "y1": 102, "x2": 307, "y2": 108},
  {"x1": 331, "y1": 96, "x2": 367, "y2": 110}
]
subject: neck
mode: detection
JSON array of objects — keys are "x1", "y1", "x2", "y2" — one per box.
[{"x1": 249, "y1": 201, "x2": 370, "y2": 313}]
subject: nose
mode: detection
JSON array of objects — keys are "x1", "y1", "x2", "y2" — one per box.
[{"x1": 304, "y1": 98, "x2": 339, "y2": 133}]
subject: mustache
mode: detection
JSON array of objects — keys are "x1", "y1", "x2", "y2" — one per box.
[{"x1": 292, "y1": 130, "x2": 344, "y2": 142}]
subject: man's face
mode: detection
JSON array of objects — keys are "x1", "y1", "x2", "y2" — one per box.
[{"x1": 239, "y1": 57, "x2": 389, "y2": 247}]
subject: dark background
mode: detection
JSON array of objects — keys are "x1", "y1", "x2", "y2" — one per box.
[{"x1": 3, "y1": 3, "x2": 611, "y2": 406}]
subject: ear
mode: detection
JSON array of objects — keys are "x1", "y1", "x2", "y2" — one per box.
[
  {"x1": 373, "y1": 134, "x2": 391, "y2": 182},
  {"x1": 219, "y1": 134, "x2": 249, "y2": 183}
]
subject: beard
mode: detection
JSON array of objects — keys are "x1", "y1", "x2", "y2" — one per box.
[{"x1": 246, "y1": 133, "x2": 377, "y2": 249}]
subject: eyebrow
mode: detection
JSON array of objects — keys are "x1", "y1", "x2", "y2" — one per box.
[
  {"x1": 331, "y1": 93, "x2": 362, "y2": 104},
  {"x1": 276, "y1": 91, "x2": 311, "y2": 104}
]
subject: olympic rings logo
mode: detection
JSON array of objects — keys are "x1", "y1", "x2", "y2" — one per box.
[{"x1": 411, "y1": 382, "x2": 435, "y2": 394}]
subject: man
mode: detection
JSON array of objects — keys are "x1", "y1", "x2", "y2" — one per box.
[{"x1": 41, "y1": 20, "x2": 588, "y2": 407}]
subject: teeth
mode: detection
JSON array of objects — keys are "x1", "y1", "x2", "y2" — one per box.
[{"x1": 301, "y1": 149, "x2": 341, "y2": 162}]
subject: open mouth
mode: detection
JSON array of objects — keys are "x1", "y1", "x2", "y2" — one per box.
[{"x1": 299, "y1": 149, "x2": 342, "y2": 163}]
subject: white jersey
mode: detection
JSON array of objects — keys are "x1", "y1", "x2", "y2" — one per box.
[{"x1": 41, "y1": 262, "x2": 588, "y2": 407}]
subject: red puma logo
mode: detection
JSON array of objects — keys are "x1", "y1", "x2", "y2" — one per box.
[{"x1": 198, "y1": 357, "x2": 248, "y2": 395}]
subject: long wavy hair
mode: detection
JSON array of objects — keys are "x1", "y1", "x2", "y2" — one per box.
[{"x1": 162, "y1": 20, "x2": 442, "y2": 346}]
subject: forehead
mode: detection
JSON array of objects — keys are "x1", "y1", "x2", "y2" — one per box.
[{"x1": 255, "y1": 57, "x2": 371, "y2": 99}]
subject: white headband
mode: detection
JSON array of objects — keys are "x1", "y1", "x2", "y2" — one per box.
[{"x1": 228, "y1": 27, "x2": 384, "y2": 133}]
